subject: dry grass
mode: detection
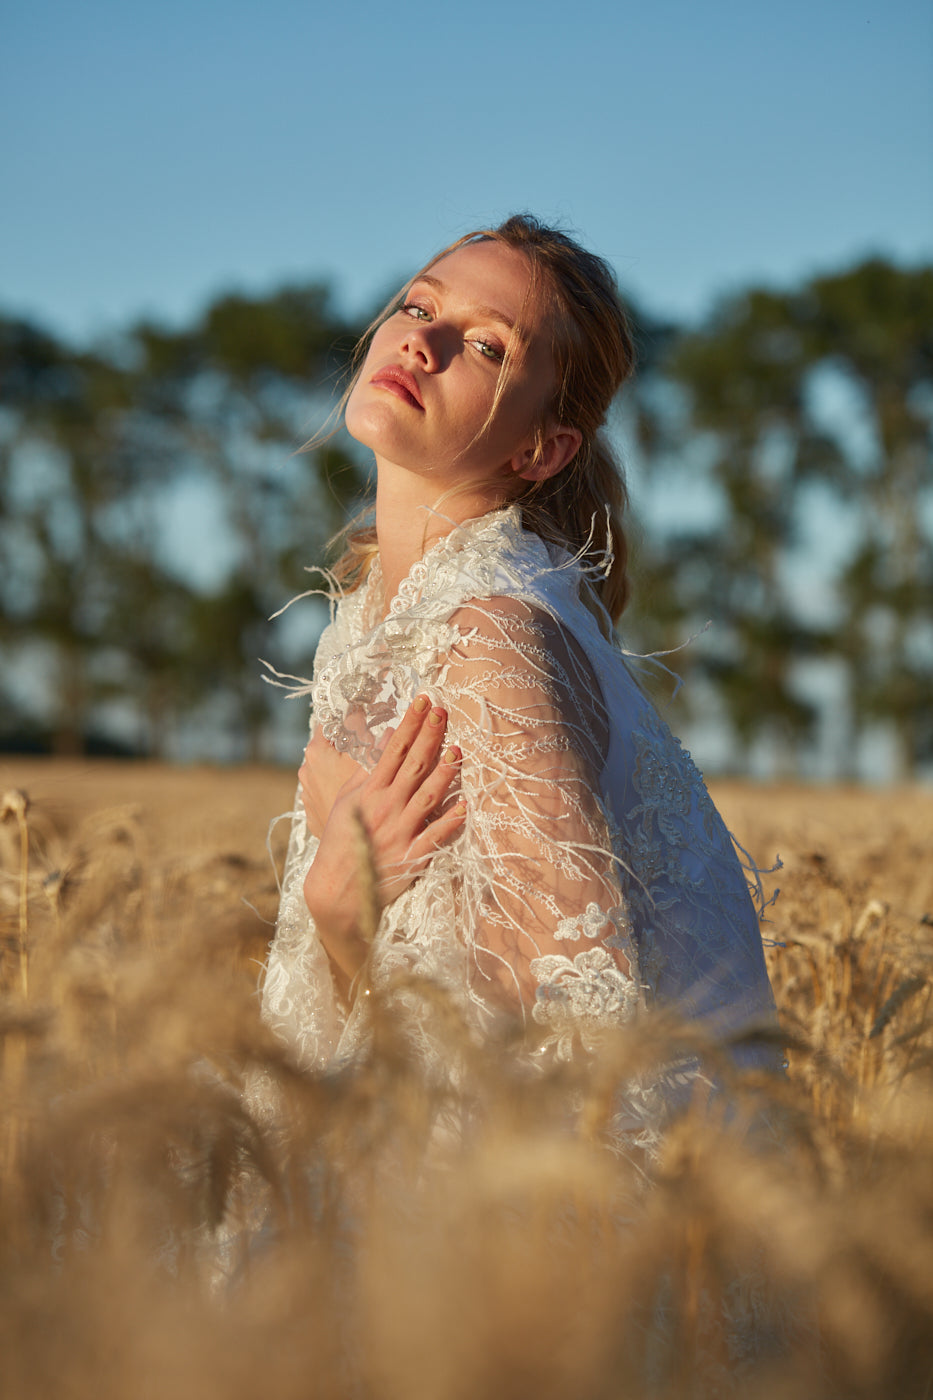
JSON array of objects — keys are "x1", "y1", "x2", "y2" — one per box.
[{"x1": 1, "y1": 758, "x2": 932, "y2": 1399}]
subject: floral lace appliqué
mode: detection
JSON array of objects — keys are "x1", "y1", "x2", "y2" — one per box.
[
  {"x1": 554, "y1": 901, "x2": 635, "y2": 948},
  {"x1": 531, "y1": 947, "x2": 641, "y2": 1061}
]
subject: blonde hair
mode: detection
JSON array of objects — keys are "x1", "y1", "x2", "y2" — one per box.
[{"x1": 328, "y1": 214, "x2": 636, "y2": 621}]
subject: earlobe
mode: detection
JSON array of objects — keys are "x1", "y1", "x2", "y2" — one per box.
[{"x1": 512, "y1": 425, "x2": 583, "y2": 483}]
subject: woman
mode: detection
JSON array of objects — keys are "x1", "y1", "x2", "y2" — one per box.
[{"x1": 263, "y1": 215, "x2": 779, "y2": 1088}]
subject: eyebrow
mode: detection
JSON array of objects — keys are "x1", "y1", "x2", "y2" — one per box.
[{"x1": 412, "y1": 273, "x2": 524, "y2": 338}]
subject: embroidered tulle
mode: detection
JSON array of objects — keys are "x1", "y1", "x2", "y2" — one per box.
[{"x1": 263, "y1": 507, "x2": 779, "y2": 1091}]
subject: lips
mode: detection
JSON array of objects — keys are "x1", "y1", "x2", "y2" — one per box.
[{"x1": 369, "y1": 364, "x2": 424, "y2": 410}]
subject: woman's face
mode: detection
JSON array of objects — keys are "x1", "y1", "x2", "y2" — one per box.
[{"x1": 345, "y1": 240, "x2": 556, "y2": 490}]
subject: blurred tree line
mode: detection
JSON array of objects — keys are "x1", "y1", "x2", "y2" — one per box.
[{"x1": 1, "y1": 257, "x2": 931, "y2": 777}]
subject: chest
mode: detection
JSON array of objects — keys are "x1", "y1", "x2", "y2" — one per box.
[{"x1": 312, "y1": 608, "x2": 460, "y2": 767}]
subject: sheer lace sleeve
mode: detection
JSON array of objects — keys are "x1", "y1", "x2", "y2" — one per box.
[{"x1": 439, "y1": 598, "x2": 641, "y2": 1054}]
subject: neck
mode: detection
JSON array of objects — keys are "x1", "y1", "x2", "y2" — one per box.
[{"x1": 373, "y1": 460, "x2": 508, "y2": 612}]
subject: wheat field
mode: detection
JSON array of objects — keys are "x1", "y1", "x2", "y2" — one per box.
[{"x1": 1, "y1": 759, "x2": 931, "y2": 1399}]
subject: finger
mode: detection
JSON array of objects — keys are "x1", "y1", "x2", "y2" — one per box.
[
  {"x1": 403, "y1": 744, "x2": 462, "y2": 824},
  {"x1": 373, "y1": 695, "x2": 433, "y2": 784},
  {"x1": 404, "y1": 799, "x2": 468, "y2": 865},
  {"x1": 305, "y1": 726, "x2": 329, "y2": 760},
  {"x1": 391, "y1": 705, "x2": 451, "y2": 803}
]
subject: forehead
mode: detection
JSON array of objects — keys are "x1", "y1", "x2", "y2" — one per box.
[{"x1": 420, "y1": 240, "x2": 545, "y2": 335}]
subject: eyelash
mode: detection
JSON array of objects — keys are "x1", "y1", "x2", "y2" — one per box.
[{"x1": 399, "y1": 301, "x2": 505, "y2": 364}]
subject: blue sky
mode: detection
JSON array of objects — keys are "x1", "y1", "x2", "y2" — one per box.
[{"x1": 3, "y1": 0, "x2": 931, "y2": 342}]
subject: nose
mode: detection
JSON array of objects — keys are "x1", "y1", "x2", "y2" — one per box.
[{"x1": 400, "y1": 318, "x2": 443, "y2": 372}]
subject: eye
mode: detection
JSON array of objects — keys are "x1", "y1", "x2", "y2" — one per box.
[
  {"x1": 400, "y1": 301, "x2": 432, "y2": 322},
  {"x1": 471, "y1": 337, "x2": 505, "y2": 364}
]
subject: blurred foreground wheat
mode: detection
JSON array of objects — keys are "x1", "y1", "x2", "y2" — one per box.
[{"x1": 1, "y1": 766, "x2": 931, "y2": 1400}]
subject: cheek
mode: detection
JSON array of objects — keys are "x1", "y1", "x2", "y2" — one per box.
[
  {"x1": 343, "y1": 380, "x2": 367, "y2": 443},
  {"x1": 485, "y1": 381, "x2": 541, "y2": 458},
  {"x1": 344, "y1": 343, "x2": 384, "y2": 441}
]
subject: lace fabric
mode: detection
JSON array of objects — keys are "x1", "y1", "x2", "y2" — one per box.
[{"x1": 262, "y1": 506, "x2": 778, "y2": 1082}]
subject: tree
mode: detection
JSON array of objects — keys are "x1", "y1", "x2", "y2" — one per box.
[
  {"x1": 802, "y1": 261, "x2": 933, "y2": 776},
  {"x1": 0, "y1": 316, "x2": 153, "y2": 751},
  {"x1": 125, "y1": 282, "x2": 366, "y2": 755},
  {"x1": 3, "y1": 258, "x2": 929, "y2": 773},
  {"x1": 662, "y1": 288, "x2": 844, "y2": 769},
  {"x1": 659, "y1": 258, "x2": 933, "y2": 776}
]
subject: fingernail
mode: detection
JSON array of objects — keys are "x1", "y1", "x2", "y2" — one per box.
[
  {"x1": 454, "y1": 801, "x2": 467, "y2": 817},
  {"x1": 443, "y1": 747, "x2": 459, "y2": 764},
  {"x1": 428, "y1": 707, "x2": 445, "y2": 726},
  {"x1": 413, "y1": 695, "x2": 429, "y2": 713}
]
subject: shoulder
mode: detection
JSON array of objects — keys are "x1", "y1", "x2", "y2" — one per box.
[
  {"x1": 446, "y1": 595, "x2": 587, "y2": 666},
  {"x1": 401, "y1": 508, "x2": 567, "y2": 612},
  {"x1": 441, "y1": 595, "x2": 611, "y2": 762},
  {"x1": 403, "y1": 511, "x2": 609, "y2": 657}
]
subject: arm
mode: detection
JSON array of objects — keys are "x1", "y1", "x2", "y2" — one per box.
[{"x1": 441, "y1": 598, "x2": 640, "y2": 1045}]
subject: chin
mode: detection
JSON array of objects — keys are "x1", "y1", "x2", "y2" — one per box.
[{"x1": 344, "y1": 400, "x2": 390, "y2": 454}]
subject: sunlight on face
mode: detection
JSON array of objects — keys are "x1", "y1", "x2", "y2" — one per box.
[{"x1": 345, "y1": 240, "x2": 556, "y2": 492}]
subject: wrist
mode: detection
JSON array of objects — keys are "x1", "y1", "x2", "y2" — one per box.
[{"x1": 303, "y1": 872, "x2": 370, "y2": 980}]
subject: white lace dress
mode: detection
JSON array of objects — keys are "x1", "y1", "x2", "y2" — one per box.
[{"x1": 262, "y1": 506, "x2": 778, "y2": 1087}]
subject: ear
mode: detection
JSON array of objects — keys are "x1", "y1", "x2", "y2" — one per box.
[{"x1": 510, "y1": 424, "x2": 583, "y2": 483}]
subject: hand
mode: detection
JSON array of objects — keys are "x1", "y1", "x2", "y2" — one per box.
[
  {"x1": 302, "y1": 695, "x2": 465, "y2": 981},
  {"x1": 299, "y1": 727, "x2": 366, "y2": 840}
]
